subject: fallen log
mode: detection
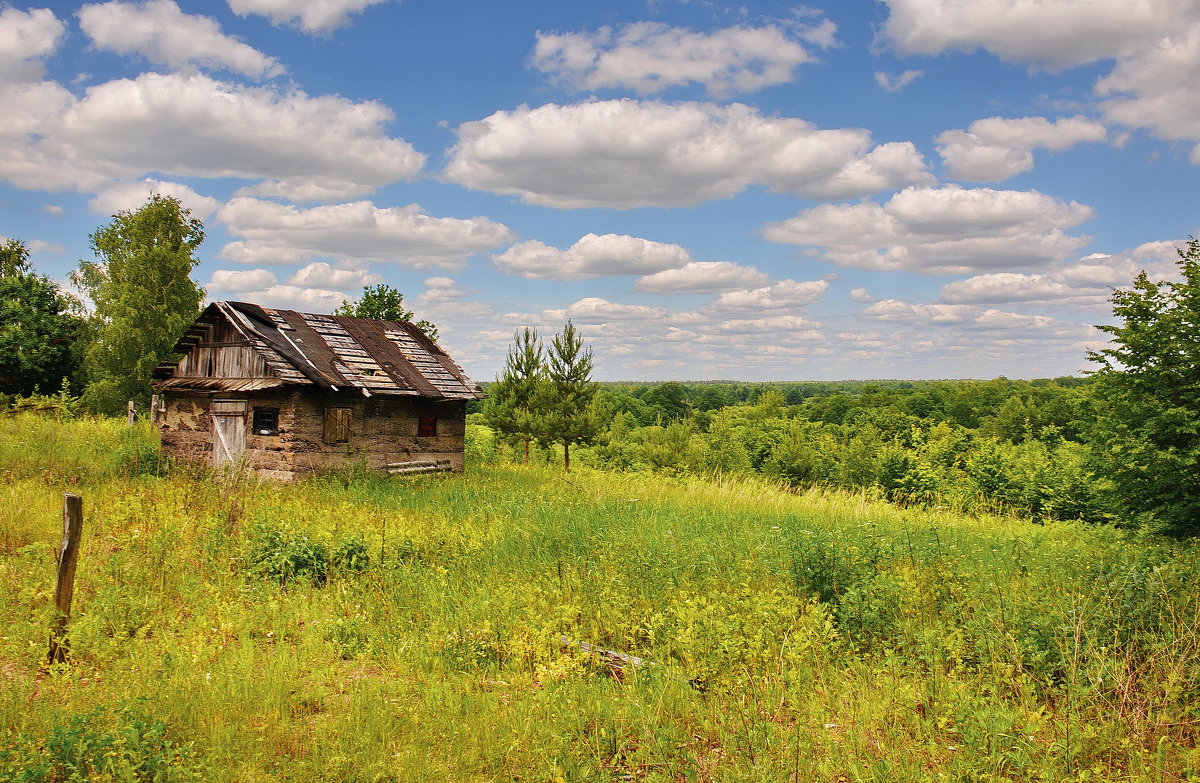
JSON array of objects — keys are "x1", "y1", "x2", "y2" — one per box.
[{"x1": 387, "y1": 459, "x2": 452, "y2": 475}]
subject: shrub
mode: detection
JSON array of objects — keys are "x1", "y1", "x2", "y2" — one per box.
[
  {"x1": 247, "y1": 521, "x2": 371, "y2": 585},
  {"x1": 0, "y1": 701, "x2": 203, "y2": 782}
]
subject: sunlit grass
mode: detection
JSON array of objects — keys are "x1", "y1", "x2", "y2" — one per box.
[{"x1": 2, "y1": 419, "x2": 1199, "y2": 781}]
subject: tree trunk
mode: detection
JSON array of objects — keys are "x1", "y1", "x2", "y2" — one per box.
[{"x1": 564, "y1": 441, "x2": 571, "y2": 474}]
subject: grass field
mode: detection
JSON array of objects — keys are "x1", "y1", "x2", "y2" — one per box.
[{"x1": 2, "y1": 413, "x2": 1199, "y2": 781}]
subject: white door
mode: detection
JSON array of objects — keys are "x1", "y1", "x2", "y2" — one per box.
[{"x1": 213, "y1": 415, "x2": 246, "y2": 465}]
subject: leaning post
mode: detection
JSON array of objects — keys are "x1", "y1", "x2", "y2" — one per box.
[{"x1": 47, "y1": 493, "x2": 84, "y2": 666}]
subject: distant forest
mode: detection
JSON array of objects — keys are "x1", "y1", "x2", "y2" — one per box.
[{"x1": 472, "y1": 376, "x2": 1109, "y2": 524}]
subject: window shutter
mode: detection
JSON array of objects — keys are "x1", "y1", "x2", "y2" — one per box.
[{"x1": 324, "y1": 408, "x2": 352, "y2": 444}]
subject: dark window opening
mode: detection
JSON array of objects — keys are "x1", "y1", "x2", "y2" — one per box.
[
  {"x1": 418, "y1": 415, "x2": 438, "y2": 437},
  {"x1": 324, "y1": 408, "x2": 352, "y2": 444},
  {"x1": 252, "y1": 407, "x2": 279, "y2": 435}
]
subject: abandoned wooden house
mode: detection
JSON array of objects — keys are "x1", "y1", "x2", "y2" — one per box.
[{"x1": 151, "y1": 300, "x2": 484, "y2": 479}]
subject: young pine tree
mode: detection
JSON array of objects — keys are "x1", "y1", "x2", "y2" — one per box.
[
  {"x1": 534, "y1": 321, "x2": 603, "y2": 473},
  {"x1": 483, "y1": 328, "x2": 544, "y2": 463}
]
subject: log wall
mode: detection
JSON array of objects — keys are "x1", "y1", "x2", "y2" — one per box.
[{"x1": 158, "y1": 389, "x2": 468, "y2": 480}]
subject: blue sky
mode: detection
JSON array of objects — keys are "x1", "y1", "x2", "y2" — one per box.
[{"x1": 2, "y1": 0, "x2": 1198, "y2": 381}]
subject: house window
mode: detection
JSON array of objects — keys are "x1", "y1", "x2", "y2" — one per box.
[
  {"x1": 323, "y1": 408, "x2": 352, "y2": 444},
  {"x1": 418, "y1": 415, "x2": 437, "y2": 437},
  {"x1": 252, "y1": 407, "x2": 279, "y2": 435}
]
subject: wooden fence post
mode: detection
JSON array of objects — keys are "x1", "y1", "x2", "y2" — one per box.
[
  {"x1": 150, "y1": 394, "x2": 160, "y2": 425},
  {"x1": 47, "y1": 493, "x2": 83, "y2": 666},
  {"x1": 127, "y1": 400, "x2": 136, "y2": 425}
]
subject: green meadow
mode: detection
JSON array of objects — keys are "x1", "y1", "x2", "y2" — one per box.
[{"x1": 3, "y1": 413, "x2": 1199, "y2": 781}]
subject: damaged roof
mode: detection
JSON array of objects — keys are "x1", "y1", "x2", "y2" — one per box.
[{"x1": 153, "y1": 300, "x2": 484, "y2": 400}]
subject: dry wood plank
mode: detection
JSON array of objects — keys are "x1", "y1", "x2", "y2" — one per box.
[{"x1": 560, "y1": 635, "x2": 650, "y2": 677}]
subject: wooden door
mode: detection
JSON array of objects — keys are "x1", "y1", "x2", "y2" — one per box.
[{"x1": 211, "y1": 400, "x2": 247, "y2": 466}]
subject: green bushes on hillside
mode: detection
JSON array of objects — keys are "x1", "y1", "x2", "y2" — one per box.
[{"x1": 480, "y1": 376, "x2": 1108, "y2": 523}]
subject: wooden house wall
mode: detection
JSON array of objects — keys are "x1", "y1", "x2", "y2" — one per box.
[
  {"x1": 171, "y1": 319, "x2": 275, "y2": 379},
  {"x1": 284, "y1": 393, "x2": 468, "y2": 475},
  {"x1": 158, "y1": 389, "x2": 468, "y2": 480}
]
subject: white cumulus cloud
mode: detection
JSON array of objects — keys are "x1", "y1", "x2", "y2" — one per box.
[
  {"x1": 88, "y1": 179, "x2": 222, "y2": 220},
  {"x1": 0, "y1": 7, "x2": 64, "y2": 79},
  {"x1": 878, "y1": 0, "x2": 1200, "y2": 162},
  {"x1": 939, "y1": 239, "x2": 1186, "y2": 307},
  {"x1": 0, "y1": 71, "x2": 424, "y2": 198},
  {"x1": 216, "y1": 198, "x2": 516, "y2": 269},
  {"x1": 703, "y1": 279, "x2": 830, "y2": 314},
  {"x1": 286, "y1": 261, "x2": 382, "y2": 289},
  {"x1": 764, "y1": 185, "x2": 1094, "y2": 274},
  {"x1": 533, "y1": 22, "x2": 831, "y2": 97},
  {"x1": 226, "y1": 284, "x2": 349, "y2": 313},
  {"x1": 875, "y1": 69, "x2": 923, "y2": 92},
  {"x1": 937, "y1": 116, "x2": 1108, "y2": 182},
  {"x1": 493, "y1": 233, "x2": 693, "y2": 280},
  {"x1": 564, "y1": 297, "x2": 669, "y2": 323},
  {"x1": 1097, "y1": 20, "x2": 1200, "y2": 163},
  {"x1": 863, "y1": 299, "x2": 1097, "y2": 342},
  {"x1": 635, "y1": 261, "x2": 770, "y2": 294},
  {"x1": 208, "y1": 268, "x2": 278, "y2": 292},
  {"x1": 227, "y1": 0, "x2": 390, "y2": 33},
  {"x1": 445, "y1": 100, "x2": 934, "y2": 209},
  {"x1": 79, "y1": 0, "x2": 283, "y2": 79},
  {"x1": 878, "y1": 0, "x2": 1197, "y2": 68}
]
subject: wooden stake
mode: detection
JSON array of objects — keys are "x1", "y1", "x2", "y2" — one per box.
[
  {"x1": 127, "y1": 400, "x2": 136, "y2": 425},
  {"x1": 47, "y1": 493, "x2": 83, "y2": 666},
  {"x1": 150, "y1": 394, "x2": 160, "y2": 425}
]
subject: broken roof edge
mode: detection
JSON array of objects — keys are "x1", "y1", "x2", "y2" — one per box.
[{"x1": 155, "y1": 300, "x2": 485, "y2": 401}]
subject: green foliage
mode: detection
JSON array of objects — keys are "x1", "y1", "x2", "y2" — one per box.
[
  {"x1": 631, "y1": 419, "x2": 703, "y2": 474},
  {"x1": 1088, "y1": 238, "x2": 1200, "y2": 535},
  {"x1": 74, "y1": 195, "x2": 204, "y2": 416},
  {"x1": 556, "y1": 377, "x2": 1105, "y2": 521},
  {"x1": 334, "y1": 283, "x2": 438, "y2": 341},
  {"x1": 533, "y1": 321, "x2": 603, "y2": 473},
  {"x1": 0, "y1": 240, "x2": 82, "y2": 396},
  {"x1": 465, "y1": 421, "x2": 499, "y2": 466},
  {"x1": 1, "y1": 701, "x2": 202, "y2": 782},
  {"x1": 482, "y1": 327, "x2": 544, "y2": 462},
  {"x1": 247, "y1": 521, "x2": 370, "y2": 585},
  {"x1": 701, "y1": 409, "x2": 752, "y2": 475},
  {"x1": 761, "y1": 421, "x2": 833, "y2": 486},
  {"x1": 640, "y1": 381, "x2": 692, "y2": 423},
  {"x1": 0, "y1": 236, "x2": 31, "y2": 276},
  {"x1": 114, "y1": 424, "x2": 163, "y2": 476}
]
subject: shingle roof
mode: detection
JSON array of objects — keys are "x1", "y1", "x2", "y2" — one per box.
[{"x1": 153, "y1": 301, "x2": 484, "y2": 400}]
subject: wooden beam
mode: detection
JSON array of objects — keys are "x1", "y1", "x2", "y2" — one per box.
[{"x1": 47, "y1": 494, "x2": 83, "y2": 666}]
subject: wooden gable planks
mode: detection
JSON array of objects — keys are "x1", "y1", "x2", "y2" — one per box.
[{"x1": 160, "y1": 301, "x2": 483, "y2": 399}]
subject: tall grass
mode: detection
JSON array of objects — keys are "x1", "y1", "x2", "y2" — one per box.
[{"x1": 2, "y1": 418, "x2": 1199, "y2": 781}]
